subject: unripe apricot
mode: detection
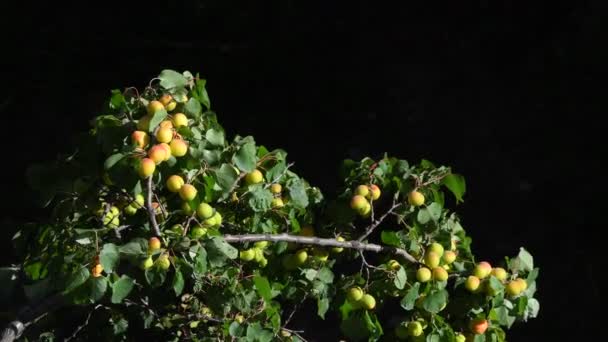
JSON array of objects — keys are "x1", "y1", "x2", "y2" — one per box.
[
  {"x1": 455, "y1": 333, "x2": 466, "y2": 342},
  {"x1": 172, "y1": 113, "x2": 188, "y2": 127},
  {"x1": 271, "y1": 197, "x2": 285, "y2": 208},
  {"x1": 490, "y1": 267, "x2": 508, "y2": 281},
  {"x1": 179, "y1": 184, "x2": 197, "y2": 201},
  {"x1": 159, "y1": 94, "x2": 173, "y2": 106},
  {"x1": 166, "y1": 175, "x2": 185, "y2": 193},
  {"x1": 473, "y1": 261, "x2": 492, "y2": 279},
  {"x1": 407, "y1": 321, "x2": 423, "y2": 337},
  {"x1": 427, "y1": 242, "x2": 444, "y2": 257},
  {"x1": 124, "y1": 205, "x2": 137, "y2": 216},
  {"x1": 191, "y1": 226, "x2": 207, "y2": 239},
  {"x1": 148, "y1": 145, "x2": 166, "y2": 164},
  {"x1": 140, "y1": 256, "x2": 154, "y2": 270},
  {"x1": 254, "y1": 241, "x2": 269, "y2": 249},
  {"x1": 470, "y1": 318, "x2": 488, "y2": 335},
  {"x1": 156, "y1": 254, "x2": 171, "y2": 270},
  {"x1": 368, "y1": 184, "x2": 381, "y2": 200},
  {"x1": 294, "y1": 249, "x2": 308, "y2": 265},
  {"x1": 424, "y1": 251, "x2": 441, "y2": 268},
  {"x1": 181, "y1": 201, "x2": 194, "y2": 215},
  {"x1": 332, "y1": 236, "x2": 345, "y2": 253},
  {"x1": 465, "y1": 276, "x2": 481, "y2": 292},
  {"x1": 197, "y1": 203, "x2": 214, "y2": 220},
  {"x1": 360, "y1": 294, "x2": 376, "y2": 310},
  {"x1": 138, "y1": 158, "x2": 156, "y2": 178},
  {"x1": 91, "y1": 264, "x2": 103, "y2": 277},
  {"x1": 432, "y1": 267, "x2": 449, "y2": 281},
  {"x1": 270, "y1": 183, "x2": 282, "y2": 194},
  {"x1": 416, "y1": 267, "x2": 432, "y2": 282},
  {"x1": 170, "y1": 139, "x2": 188, "y2": 157},
  {"x1": 137, "y1": 115, "x2": 151, "y2": 131},
  {"x1": 147, "y1": 100, "x2": 164, "y2": 115},
  {"x1": 354, "y1": 185, "x2": 369, "y2": 197},
  {"x1": 131, "y1": 130, "x2": 150, "y2": 148},
  {"x1": 443, "y1": 250, "x2": 457, "y2": 264},
  {"x1": 132, "y1": 194, "x2": 145, "y2": 209},
  {"x1": 387, "y1": 259, "x2": 401, "y2": 271},
  {"x1": 165, "y1": 100, "x2": 177, "y2": 111},
  {"x1": 313, "y1": 248, "x2": 329, "y2": 261},
  {"x1": 408, "y1": 190, "x2": 425, "y2": 206},
  {"x1": 156, "y1": 127, "x2": 174, "y2": 143},
  {"x1": 240, "y1": 248, "x2": 255, "y2": 261},
  {"x1": 148, "y1": 237, "x2": 161, "y2": 252},
  {"x1": 245, "y1": 169, "x2": 264, "y2": 185},
  {"x1": 350, "y1": 195, "x2": 368, "y2": 211},
  {"x1": 347, "y1": 286, "x2": 364, "y2": 302},
  {"x1": 159, "y1": 120, "x2": 173, "y2": 129}
]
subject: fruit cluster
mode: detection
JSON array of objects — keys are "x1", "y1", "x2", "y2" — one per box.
[
  {"x1": 346, "y1": 286, "x2": 377, "y2": 310},
  {"x1": 349, "y1": 183, "x2": 381, "y2": 217}
]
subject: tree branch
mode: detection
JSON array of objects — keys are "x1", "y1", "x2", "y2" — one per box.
[
  {"x1": 357, "y1": 200, "x2": 402, "y2": 242},
  {"x1": 1, "y1": 293, "x2": 66, "y2": 342},
  {"x1": 222, "y1": 233, "x2": 418, "y2": 264},
  {"x1": 146, "y1": 176, "x2": 161, "y2": 236}
]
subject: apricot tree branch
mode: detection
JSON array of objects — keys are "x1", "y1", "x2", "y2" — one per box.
[
  {"x1": 357, "y1": 199, "x2": 402, "y2": 242},
  {"x1": 146, "y1": 176, "x2": 161, "y2": 236},
  {"x1": 1, "y1": 293, "x2": 66, "y2": 342},
  {"x1": 222, "y1": 232, "x2": 418, "y2": 264}
]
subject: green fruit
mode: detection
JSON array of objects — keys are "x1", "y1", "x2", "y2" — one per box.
[
  {"x1": 424, "y1": 251, "x2": 440, "y2": 268},
  {"x1": 157, "y1": 254, "x2": 171, "y2": 270},
  {"x1": 465, "y1": 276, "x2": 481, "y2": 292},
  {"x1": 432, "y1": 267, "x2": 448, "y2": 281},
  {"x1": 239, "y1": 249, "x2": 255, "y2": 261},
  {"x1": 407, "y1": 321, "x2": 423, "y2": 337},
  {"x1": 140, "y1": 256, "x2": 154, "y2": 270},
  {"x1": 346, "y1": 287, "x2": 364, "y2": 302},
  {"x1": 427, "y1": 242, "x2": 444, "y2": 257},
  {"x1": 245, "y1": 169, "x2": 264, "y2": 185},
  {"x1": 190, "y1": 226, "x2": 207, "y2": 239},
  {"x1": 313, "y1": 248, "x2": 329, "y2": 261},
  {"x1": 416, "y1": 267, "x2": 432, "y2": 282},
  {"x1": 258, "y1": 257, "x2": 268, "y2": 267},
  {"x1": 110, "y1": 206, "x2": 119, "y2": 216},
  {"x1": 254, "y1": 248, "x2": 265, "y2": 262},
  {"x1": 293, "y1": 249, "x2": 308, "y2": 265},
  {"x1": 408, "y1": 190, "x2": 425, "y2": 206},
  {"x1": 254, "y1": 241, "x2": 269, "y2": 249},
  {"x1": 455, "y1": 333, "x2": 466, "y2": 342},
  {"x1": 124, "y1": 205, "x2": 137, "y2": 216},
  {"x1": 387, "y1": 259, "x2": 400, "y2": 270},
  {"x1": 108, "y1": 216, "x2": 120, "y2": 228},
  {"x1": 196, "y1": 203, "x2": 214, "y2": 220},
  {"x1": 359, "y1": 201, "x2": 372, "y2": 217},
  {"x1": 181, "y1": 201, "x2": 194, "y2": 215},
  {"x1": 360, "y1": 294, "x2": 376, "y2": 310},
  {"x1": 332, "y1": 236, "x2": 346, "y2": 253},
  {"x1": 132, "y1": 194, "x2": 145, "y2": 209},
  {"x1": 271, "y1": 197, "x2": 284, "y2": 208}
]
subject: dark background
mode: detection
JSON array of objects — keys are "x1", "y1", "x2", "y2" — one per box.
[{"x1": 2, "y1": 1, "x2": 605, "y2": 340}]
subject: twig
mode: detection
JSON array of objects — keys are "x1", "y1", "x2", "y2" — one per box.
[
  {"x1": 357, "y1": 200, "x2": 402, "y2": 242},
  {"x1": 64, "y1": 304, "x2": 104, "y2": 342},
  {"x1": 264, "y1": 162, "x2": 295, "y2": 189},
  {"x1": 146, "y1": 176, "x2": 162, "y2": 236},
  {"x1": 1, "y1": 294, "x2": 66, "y2": 342},
  {"x1": 282, "y1": 295, "x2": 307, "y2": 330},
  {"x1": 222, "y1": 232, "x2": 418, "y2": 264}
]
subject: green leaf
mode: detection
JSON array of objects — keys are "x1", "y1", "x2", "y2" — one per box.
[
  {"x1": 442, "y1": 173, "x2": 466, "y2": 203},
  {"x1": 144, "y1": 267, "x2": 167, "y2": 288},
  {"x1": 172, "y1": 270, "x2": 185, "y2": 296},
  {"x1": 64, "y1": 266, "x2": 90, "y2": 293},
  {"x1": 100, "y1": 243, "x2": 120, "y2": 274},
  {"x1": 381, "y1": 230, "x2": 401, "y2": 247},
  {"x1": 111, "y1": 316, "x2": 129, "y2": 335},
  {"x1": 119, "y1": 238, "x2": 146, "y2": 256},
  {"x1": 214, "y1": 163, "x2": 238, "y2": 192},
  {"x1": 526, "y1": 298, "x2": 540, "y2": 319},
  {"x1": 185, "y1": 98, "x2": 202, "y2": 119},
  {"x1": 417, "y1": 202, "x2": 442, "y2": 224},
  {"x1": 287, "y1": 179, "x2": 309, "y2": 209},
  {"x1": 340, "y1": 312, "x2": 371, "y2": 341},
  {"x1": 193, "y1": 78, "x2": 211, "y2": 109},
  {"x1": 194, "y1": 246, "x2": 207, "y2": 275},
  {"x1": 90, "y1": 277, "x2": 108, "y2": 302},
  {"x1": 253, "y1": 275, "x2": 272, "y2": 302},
  {"x1": 248, "y1": 187, "x2": 273, "y2": 212},
  {"x1": 229, "y1": 321, "x2": 244, "y2": 337},
  {"x1": 422, "y1": 289, "x2": 448, "y2": 313},
  {"x1": 266, "y1": 161, "x2": 286, "y2": 183},
  {"x1": 400, "y1": 282, "x2": 419, "y2": 310},
  {"x1": 317, "y1": 297, "x2": 329, "y2": 319},
  {"x1": 104, "y1": 153, "x2": 125, "y2": 170},
  {"x1": 109, "y1": 90, "x2": 126, "y2": 110},
  {"x1": 394, "y1": 266, "x2": 407, "y2": 290},
  {"x1": 111, "y1": 275, "x2": 134, "y2": 304},
  {"x1": 511, "y1": 247, "x2": 534, "y2": 272},
  {"x1": 206, "y1": 128, "x2": 225, "y2": 146},
  {"x1": 148, "y1": 109, "x2": 168, "y2": 133},
  {"x1": 494, "y1": 306, "x2": 516, "y2": 327},
  {"x1": 159, "y1": 69, "x2": 187, "y2": 89},
  {"x1": 246, "y1": 322, "x2": 274, "y2": 342},
  {"x1": 206, "y1": 237, "x2": 238, "y2": 267},
  {"x1": 317, "y1": 267, "x2": 334, "y2": 284},
  {"x1": 234, "y1": 142, "x2": 257, "y2": 172}
]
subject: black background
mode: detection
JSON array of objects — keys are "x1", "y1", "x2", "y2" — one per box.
[{"x1": 1, "y1": 1, "x2": 605, "y2": 340}]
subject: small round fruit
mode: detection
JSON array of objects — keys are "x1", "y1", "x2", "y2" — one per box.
[
  {"x1": 197, "y1": 203, "x2": 214, "y2": 220},
  {"x1": 148, "y1": 237, "x2": 161, "y2": 252},
  {"x1": 331, "y1": 236, "x2": 345, "y2": 253},
  {"x1": 505, "y1": 281, "x2": 522, "y2": 297},
  {"x1": 473, "y1": 261, "x2": 492, "y2": 279},
  {"x1": 156, "y1": 127, "x2": 173, "y2": 143},
  {"x1": 254, "y1": 241, "x2": 269, "y2": 249},
  {"x1": 258, "y1": 257, "x2": 268, "y2": 267},
  {"x1": 179, "y1": 184, "x2": 197, "y2": 201},
  {"x1": 172, "y1": 113, "x2": 188, "y2": 127},
  {"x1": 170, "y1": 224, "x2": 184, "y2": 234},
  {"x1": 132, "y1": 194, "x2": 145, "y2": 209},
  {"x1": 148, "y1": 145, "x2": 167, "y2": 164},
  {"x1": 170, "y1": 138, "x2": 188, "y2": 157},
  {"x1": 235, "y1": 314, "x2": 245, "y2": 324},
  {"x1": 424, "y1": 251, "x2": 441, "y2": 268},
  {"x1": 137, "y1": 115, "x2": 151, "y2": 131},
  {"x1": 368, "y1": 184, "x2": 381, "y2": 200},
  {"x1": 455, "y1": 333, "x2": 466, "y2": 342},
  {"x1": 408, "y1": 190, "x2": 425, "y2": 206},
  {"x1": 159, "y1": 94, "x2": 173, "y2": 106},
  {"x1": 124, "y1": 205, "x2": 137, "y2": 216},
  {"x1": 490, "y1": 267, "x2": 508, "y2": 281},
  {"x1": 157, "y1": 254, "x2": 171, "y2": 270},
  {"x1": 359, "y1": 202, "x2": 372, "y2": 217},
  {"x1": 147, "y1": 100, "x2": 164, "y2": 115},
  {"x1": 181, "y1": 201, "x2": 194, "y2": 215},
  {"x1": 140, "y1": 256, "x2": 154, "y2": 270},
  {"x1": 138, "y1": 158, "x2": 156, "y2": 178},
  {"x1": 350, "y1": 195, "x2": 368, "y2": 211},
  {"x1": 293, "y1": 249, "x2": 308, "y2": 265},
  {"x1": 91, "y1": 264, "x2": 103, "y2": 277},
  {"x1": 443, "y1": 250, "x2": 457, "y2": 264},
  {"x1": 110, "y1": 206, "x2": 119, "y2": 216},
  {"x1": 270, "y1": 183, "x2": 282, "y2": 194},
  {"x1": 245, "y1": 169, "x2": 264, "y2": 185},
  {"x1": 465, "y1": 276, "x2": 481, "y2": 292},
  {"x1": 191, "y1": 225, "x2": 207, "y2": 239},
  {"x1": 166, "y1": 175, "x2": 185, "y2": 193},
  {"x1": 165, "y1": 100, "x2": 177, "y2": 111},
  {"x1": 470, "y1": 318, "x2": 488, "y2": 335},
  {"x1": 313, "y1": 248, "x2": 329, "y2": 261},
  {"x1": 108, "y1": 216, "x2": 120, "y2": 228},
  {"x1": 254, "y1": 248, "x2": 265, "y2": 262},
  {"x1": 210, "y1": 212, "x2": 222, "y2": 227},
  {"x1": 515, "y1": 278, "x2": 528, "y2": 291},
  {"x1": 427, "y1": 242, "x2": 444, "y2": 257},
  {"x1": 346, "y1": 286, "x2": 364, "y2": 302},
  {"x1": 387, "y1": 259, "x2": 400, "y2": 271},
  {"x1": 239, "y1": 248, "x2": 255, "y2": 261},
  {"x1": 416, "y1": 267, "x2": 432, "y2": 282},
  {"x1": 271, "y1": 197, "x2": 285, "y2": 208},
  {"x1": 354, "y1": 185, "x2": 369, "y2": 197},
  {"x1": 159, "y1": 120, "x2": 173, "y2": 129},
  {"x1": 407, "y1": 321, "x2": 423, "y2": 337},
  {"x1": 131, "y1": 130, "x2": 150, "y2": 148},
  {"x1": 360, "y1": 294, "x2": 376, "y2": 310},
  {"x1": 432, "y1": 267, "x2": 449, "y2": 281}
]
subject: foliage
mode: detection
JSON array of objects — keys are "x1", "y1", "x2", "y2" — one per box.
[{"x1": 6, "y1": 70, "x2": 540, "y2": 341}]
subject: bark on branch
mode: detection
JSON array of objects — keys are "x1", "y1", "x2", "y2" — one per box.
[
  {"x1": 1, "y1": 293, "x2": 65, "y2": 342},
  {"x1": 146, "y1": 176, "x2": 161, "y2": 236}
]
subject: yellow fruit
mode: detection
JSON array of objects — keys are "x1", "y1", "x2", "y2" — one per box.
[
  {"x1": 159, "y1": 94, "x2": 173, "y2": 106},
  {"x1": 157, "y1": 254, "x2": 171, "y2": 270},
  {"x1": 197, "y1": 203, "x2": 214, "y2": 220},
  {"x1": 147, "y1": 100, "x2": 164, "y2": 115},
  {"x1": 165, "y1": 100, "x2": 177, "y2": 111},
  {"x1": 360, "y1": 202, "x2": 372, "y2": 217},
  {"x1": 131, "y1": 194, "x2": 145, "y2": 209},
  {"x1": 148, "y1": 237, "x2": 161, "y2": 252},
  {"x1": 505, "y1": 281, "x2": 523, "y2": 297},
  {"x1": 131, "y1": 130, "x2": 150, "y2": 148},
  {"x1": 473, "y1": 261, "x2": 492, "y2": 279},
  {"x1": 191, "y1": 226, "x2": 207, "y2": 239},
  {"x1": 443, "y1": 250, "x2": 457, "y2": 264},
  {"x1": 368, "y1": 184, "x2": 381, "y2": 200},
  {"x1": 416, "y1": 267, "x2": 432, "y2": 282},
  {"x1": 179, "y1": 184, "x2": 198, "y2": 201},
  {"x1": 159, "y1": 143, "x2": 172, "y2": 161},
  {"x1": 172, "y1": 113, "x2": 188, "y2": 127},
  {"x1": 140, "y1": 256, "x2": 154, "y2": 270},
  {"x1": 148, "y1": 145, "x2": 166, "y2": 164},
  {"x1": 245, "y1": 169, "x2": 264, "y2": 185},
  {"x1": 354, "y1": 185, "x2": 369, "y2": 197},
  {"x1": 313, "y1": 248, "x2": 329, "y2": 261},
  {"x1": 170, "y1": 139, "x2": 188, "y2": 157},
  {"x1": 235, "y1": 314, "x2": 245, "y2": 324},
  {"x1": 465, "y1": 276, "x2": 481, "y2": 292},
  {"x1": 408, "y1": 190, "x2": 425, "y2": 206},
  {"x1": 350, "y1": 195, "x2": 368, "y2": 211},
  {"x1": 455, "y1": 333, "x2": 466, "y2": 342},
  {"x1": 138, "y1": 158, "x2": 156, "y2": 178},
  {"x1": 424, "y1": 251, "x2": 440, "y2": 268},
  {"x1": 332, "y1": 236, "x2": 346, "y2": 253},
  {"x1": 156, "y1": 127, "x2": 174, "y2": 143},
  {"x1": 124, "y1": 205, "x2": 137, "y2": 215},
  {"x1": 294, "y1": 249, "x2": 308, "y2": 265},
  {"x1": 91, "y1": 264, "x2": 103, "y2": 277},
  {"x1": 387, "y1": 259, "x2": 401, "y2": 271},
  {"x1": 515, "y1": 278, "x2": 528, "y2": 291},
  {"x1": 347, "y1": 286, "x2": 364, "y2": 302},
  {"x1": 490, "y1": 267, "x2": 508, "y2": 281},
  {"x1": 427, "y1": 242, "x2": 444, "y2": 257},
  {"x1": 137, "y1": 115, "x2": 151, "y2": 131},
  {"x1": 166, "y1": 175, "x2": 185, "y2": 193},
  {"x1": 239, "y1": 248, "x2": 255, "y2": 261},
  {"x1": 271, "y1": 197, "x2": 284, "y2": 208},
  {"x1": 108, "y1": 216, "x2": 120, "y2": 228},
  {"x1": 159, "y1": 120, "x2": 173, "y2": 129},
  {"x1": 432, "y1": 267, "x2": 449, "y2": 281},
  {"x1": 360, "y1": 294, "x2": 376, "y2": 310},
  {"x1": 181, "y1": 201, "x2": 194, "y2": 215},
  {"x1": 407, "y1": 321, "x2": 423, "y2": 337},
  {"x1": 270, "y1": 183, "x2": 282, "y2": 194}
]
